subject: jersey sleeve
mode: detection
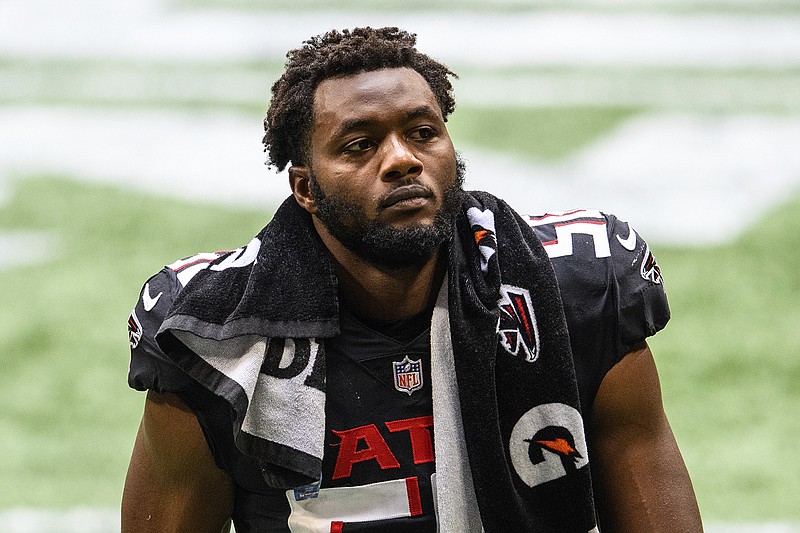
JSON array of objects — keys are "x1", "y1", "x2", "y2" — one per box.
[
  {"x1": 127, "y1": 267, "x2": 196, "y2": 393},
  {"x1": 127, "y1": 251, "x2": 229, "y2": 392},
  {"x1": 525, "y1": 209, "x2": 670, "y2": 413},
  {"x1": 127, "y1": 252, "x2": 262, "y2": 482},
  {"x1": 606, "y1": 213, "x2": 670, "y2": 357}
]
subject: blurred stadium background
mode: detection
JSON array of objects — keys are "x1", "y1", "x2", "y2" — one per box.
[{"x1": 1, "y1": 0, "x2": 799, "y2": 531}]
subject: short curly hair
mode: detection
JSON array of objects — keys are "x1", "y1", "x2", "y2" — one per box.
[{"x1": 263, "y1": 27, "x2": 457, "y2": 171}]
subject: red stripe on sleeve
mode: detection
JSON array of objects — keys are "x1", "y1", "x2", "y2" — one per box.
[{"x1": 329, "y1": 521, "x2": 344, "y2": 533}]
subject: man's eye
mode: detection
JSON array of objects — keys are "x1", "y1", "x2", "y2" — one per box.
[
  {"x1": 343, "y1": 139, "x2": 373, "y2": 153},
  {"x1": 410, "y1": 127, "x2": 437, "y2": 141}
]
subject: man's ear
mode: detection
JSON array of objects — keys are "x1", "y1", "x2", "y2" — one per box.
[{"x1": 288, "y1": 166, "x2": 317, "y2": 214}]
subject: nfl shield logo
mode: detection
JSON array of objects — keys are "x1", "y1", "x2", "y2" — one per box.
[{"x1": 393, "y1": 355, "x2": 423, "y2": 395}]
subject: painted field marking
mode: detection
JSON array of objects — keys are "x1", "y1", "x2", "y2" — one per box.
[{"x1": 0, "y1": 508, "x2": 798, "y2": 533}]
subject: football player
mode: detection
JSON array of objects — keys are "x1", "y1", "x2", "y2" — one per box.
[{"x1": 123, "y1": 27, "x2": 702, "y2": 533}]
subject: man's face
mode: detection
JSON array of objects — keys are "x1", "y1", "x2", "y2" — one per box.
[{"x1": 300, "y1": 67, "x2": 464, "y2": 269}]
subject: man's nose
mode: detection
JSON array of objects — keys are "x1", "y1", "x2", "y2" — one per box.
[{"x1": 380, "y1": 135, "x2": 423, "y2": 181}]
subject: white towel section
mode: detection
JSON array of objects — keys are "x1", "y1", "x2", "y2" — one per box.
[{"x1": 430, "y1": 278, "x2": 483, "y2": 533}]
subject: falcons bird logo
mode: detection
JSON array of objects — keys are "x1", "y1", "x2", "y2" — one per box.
[
  {"x1": 497, "y1": 285, "x2": 540, "y2": 362},
  {"x1": 640, "y1": 243, "x2": 663, "y2": 284},
  {"x1": 467, "y1": 207, "x2": 497, "y2": 275},
  {"x1": 128, "y1": 310, "x2": 142, "y2": 349}
]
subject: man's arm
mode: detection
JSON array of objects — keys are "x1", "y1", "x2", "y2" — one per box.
[
  {"x1": 122, "y1": 391, "x2": 235, "y2": 533},
  {"x1": 589, "y1": 341, "x2": 703, "y2": 532}
]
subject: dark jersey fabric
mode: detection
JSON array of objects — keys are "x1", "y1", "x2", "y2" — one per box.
[
  {"x1": 127, "y1": 210, "x2": 669, "y2": 532},
  {"x1": 169, "y1": 309, "x2": 437, "y2": 532}
]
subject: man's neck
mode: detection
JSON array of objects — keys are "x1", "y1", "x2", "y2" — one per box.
[{"x1": 313, "y1": 218, "x2": 445, "y2": 321}]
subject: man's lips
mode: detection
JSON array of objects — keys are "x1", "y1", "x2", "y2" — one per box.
[{"x1": 379, "y1": 184, "x2": 433, "y2": 209}]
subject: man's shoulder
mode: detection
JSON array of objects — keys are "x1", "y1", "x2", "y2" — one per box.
[
  {"x1": 128, "y1": 249, "x2": 232, "y2": 392},
  {"x1": 128, "y1": 250, "x2": 229, "y2": 349},
  {"x1": 519, "y1": 208, "x2": 661, "y2": 282},
  {"x1": 139, "y1": 250, "x2": 231, "y2": 306},
  {"x1": 519, "y1": 207, "x2": 669, "y2": 356},
  {"x1": 519, "y1": 207, "x2": 666, "y2": 311},
  {"x1": 521, "y1": 208, "x2": 614, "y2": 261},
  {"x1": 163, "y1": 251, "x2": 232, "y2": 288}
]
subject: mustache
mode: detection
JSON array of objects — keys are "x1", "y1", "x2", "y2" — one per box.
[{"x1": 378, "y1": 180, "x2": 434, "y2": 209}]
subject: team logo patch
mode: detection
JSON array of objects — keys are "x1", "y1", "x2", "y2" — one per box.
[
  {"x1": 128, "y1": 309, "x2": 143, "y2": 349},
  {"x1": 509, "y1": 403, "x2": 589, "y2": 488},
  {"x1": 497, "y1": 285, "x2": 540, "y2": 362},
  {"x1": 466, "y1": 207, "x2": 497, "y2": 274},
  {"x1": 640, "y1": 243, "x2": 663, "y2": 284},
  {"x1": 392, "y1": 356, "x2": 423, "y2": 395}
]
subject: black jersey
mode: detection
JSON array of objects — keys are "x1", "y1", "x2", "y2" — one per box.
[
  {"x1": 128, "y1": 209, "x2": 668, "y2": 532},
  {"x1": 523, "y1": 209, "x2": 669, "y2": 414},
  {"x1": 289, "y1": 310, "x2": 437, "y2": 532}
]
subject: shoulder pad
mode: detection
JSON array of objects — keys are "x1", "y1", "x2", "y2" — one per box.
[
  {"x1": 167, "y1": 250, "x2": 231, "y2": 288},
  {"x1": 522, "y1": 209, "x2": 663, "y2": 285},
  {"x1": 522, "y1": 209, "x2": 669, "y2": 356},
  {"x1": 524, "y1": 209, "x2": 609, "y2": 260},
  {"x1": 127, "y1": 250, "x2": 228, "y2": 392}
]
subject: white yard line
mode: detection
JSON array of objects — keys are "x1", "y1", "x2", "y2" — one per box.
[
  {"x1": 1, "y1": 1, "x2": 800, "y2": 68},
  {"x1": 2, "y1": 106, "x2": 799, "y2": 246},
  {"x1": 0, "y1": 508, "x2": 798, "y2": 533},
  {"x1": 0, "y1": 231, "x2": 56, "y2": 270},
  {"x1": 0, "y1": 508, "x2": 119, "y2": 533}
]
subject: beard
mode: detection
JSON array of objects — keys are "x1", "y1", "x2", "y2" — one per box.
[{"x1": 310, "y1": 153, "x2": 466, "y2": 270}]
